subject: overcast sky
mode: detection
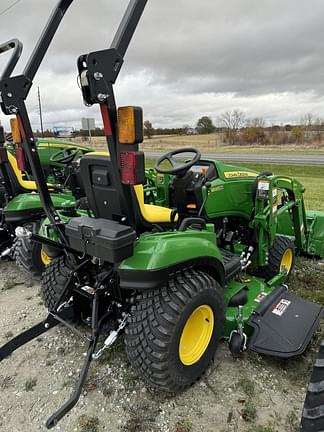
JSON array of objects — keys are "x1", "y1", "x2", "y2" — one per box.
[{"x1": 0, "y1": 0, "x2": 324, "y2": 130}]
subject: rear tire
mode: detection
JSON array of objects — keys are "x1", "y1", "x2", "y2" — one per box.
[
  {"x1": 41, "y1": 256, "x2": 74, "y2": 311},
  {"x1": 125, "y1": 269, "x2": 225, "y2": 392},
  {"x1": 262, "y1": 235, "x2": 295, "y2": 280},
  {"x1": 14, "y1": 221, "x2": 51, "y2": 278}
]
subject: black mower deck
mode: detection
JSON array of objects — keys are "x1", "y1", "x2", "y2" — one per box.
[{"x1": 248, "y1": 285, "x2": 323, "y2": 358}]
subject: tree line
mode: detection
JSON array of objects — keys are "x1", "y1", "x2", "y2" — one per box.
[
  {"x1": 145, "y1": 112, "x2": 324, "y2": 146},
  {"x1": 31, "y1": 111, "x2": 324, "y2": 146}
]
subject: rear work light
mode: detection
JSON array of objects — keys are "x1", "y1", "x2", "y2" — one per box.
[
  {"x1": 120, "y1": 151, "x2": 145, "y2": 185},
  {"x1": 118, "y1": 106, "x2": 143, "y2": 145}
]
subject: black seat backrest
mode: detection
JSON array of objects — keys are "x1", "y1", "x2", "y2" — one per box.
[
  {"x1": 0, "y1": 159, "x2": 27, "y2": 197},
  {"x1": 80, "y1": 154, "x2": 125, "y2": 221}
]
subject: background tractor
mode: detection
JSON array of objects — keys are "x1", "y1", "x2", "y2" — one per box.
[
  {"x1": 0, "y1": 125, "x2": 93, "y2": 275},
  {"x1": 0, "y1": 0, "x2": 323, "y2": 429}
]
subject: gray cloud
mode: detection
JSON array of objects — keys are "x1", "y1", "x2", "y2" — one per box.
[{"x1": 0, "y1": 0, "x2": 324, "y2": 129}]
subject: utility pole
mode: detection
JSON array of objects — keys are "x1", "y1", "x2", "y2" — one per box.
[
  {"x1": 38, "y1": 86, "x2": 44, "y2": 138},
  {"x1": 87, "y1": 118, "x2": 92, "y2": 142}
]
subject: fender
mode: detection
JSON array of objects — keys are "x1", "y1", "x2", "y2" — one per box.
[
  {"x1": 3, "y1": 192, "x2": 75, "y2": 223},
  {"x1": 118, "y1": 229, "x2": 225, "y2": 290}
]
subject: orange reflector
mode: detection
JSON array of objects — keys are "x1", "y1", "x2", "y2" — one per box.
[
  {"x1": 118, "y1": 106, "x2": 143, "y2": 145},
  {"x1": 10, "y1": 118, "x2": 21, "y2": 144},
  {"x1": 187, "y1": 204, "x2": 197, "y2": 209}
]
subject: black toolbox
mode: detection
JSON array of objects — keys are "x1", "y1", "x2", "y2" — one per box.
[{"x1": 66, "y1": 216, "x2": 136, "y2": 263}]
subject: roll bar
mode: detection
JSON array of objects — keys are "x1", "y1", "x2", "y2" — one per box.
[
  {"x1": 0, "y1": 0, "x2": 148, "y2": 237},
  {"x1": 0, "y1": 39, "x2": 23, "y2": 80}
]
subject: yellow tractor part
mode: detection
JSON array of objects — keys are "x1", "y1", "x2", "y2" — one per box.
[
  {"x1": 40, "y1": 248, "x2": 52, "y2": 266},
  {"x1": 280, "y1": 249, "x2": 293, "y2": 273},
  {"x1": 179, "y1": 305, "x2": 214, "y2": 366}
]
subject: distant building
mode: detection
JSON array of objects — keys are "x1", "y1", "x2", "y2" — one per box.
[
  {"x1": 81, "y1": 118, "x2": 96, "y2": 131},
  {"x1": 53, "y1": 126, "x2": 75, "y2": 138},
  {"x1": 186, "y1": 128, "x2": 198, "y2": 135}
]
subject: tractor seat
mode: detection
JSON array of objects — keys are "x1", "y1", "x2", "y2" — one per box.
[
  {"x1": 80, "y1": 153, "x2": 177, "y2": 225},
  {"x1": 134, "y1": 185, "x2": 178, "y2": 224},
  {"x1": 7, "y1": 152, "x2": 38, "y2": 191},
  {"x1": 6, "y1": 152, "x2": 54, "y2": 192}
]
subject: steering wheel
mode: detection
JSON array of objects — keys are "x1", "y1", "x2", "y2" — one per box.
[
  {"x1": 50, "y1": 148, "x2": 81, "y2": 165},
  {"x1": 155, "y1": 148, "x2": 201, "y2": 176}
]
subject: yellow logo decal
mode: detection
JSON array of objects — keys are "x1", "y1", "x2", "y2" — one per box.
[{"x1": 224, "y1": 171, "x2": 257, "y2": 179}]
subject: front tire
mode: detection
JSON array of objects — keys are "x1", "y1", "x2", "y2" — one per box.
[
  {"x1": 262, "y1": 235, "x2": 295, "y2": 280},
  {"x1": 125, "y1": 269, "x2": 225, "y2": 392}
]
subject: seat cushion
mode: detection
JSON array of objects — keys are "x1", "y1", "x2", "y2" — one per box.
[
  {"x1": 7, "y1": 153, "x2": 54, "y2": 191},
  {"x1": 134, "y1": 185, "x2": 178, "y2": 223}
]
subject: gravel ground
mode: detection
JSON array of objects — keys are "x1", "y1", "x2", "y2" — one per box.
[{"x1": 0, "y1": 260, "x2": 323, "y2": 432}]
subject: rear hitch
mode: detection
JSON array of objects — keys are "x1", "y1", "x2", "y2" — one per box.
[{"x1": 0, "y1": 258, "x2": 126, "y2": 428}]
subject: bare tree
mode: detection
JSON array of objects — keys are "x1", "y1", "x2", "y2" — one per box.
[
  {"x1": 301, "y1": 113, "x2": 314, "y2": 142},
  {"x1": 219, "y1": 110, "x2": 245, "y2": 145},
  {"x1": 243, "y1": 117, "x2": 266, "y2": 145},
  {"x1": 246, "y1": 117, "x2": 265, "y2": 129}
]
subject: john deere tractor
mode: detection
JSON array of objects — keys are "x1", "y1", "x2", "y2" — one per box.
[
  {"x1": 0, "y1": 124, "x2": 93, "y2": 275},
  {"x1": 0, "y1": 0, "x2": 323, "y2": 429}
]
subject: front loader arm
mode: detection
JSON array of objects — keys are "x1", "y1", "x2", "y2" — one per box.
[{"x1": 252, "y1": 175, "x2": 308, "y2": 266}]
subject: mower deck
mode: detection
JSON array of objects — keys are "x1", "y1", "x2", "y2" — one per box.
[{"x1": 248, "y1": 285, "x2": 323, "y2": 358}]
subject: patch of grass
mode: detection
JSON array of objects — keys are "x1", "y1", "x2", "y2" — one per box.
[
  {"x1": 248, "y1": 426, "x2": 276, "y2": 432},
  {"x1": 77, "y1": 415, "x2": 100, "y2": 432},
  {"x1": 2, "y1": 278, "x2": 19, "y2": 291},
  {"x1": 174, "y1": 419, "x2": 193, "y2": 432},
  {"x1": 241, "y1": 401, "x2": 257, "y2": 422},
  {"x1": 237, "y1": 377, "x2": 255, "y2": 397},
  {"x1": 286, "y1": 410, "x2": 299, "y2": 431},
  {"x1": 289, "y1": 258, "x2": 324, "y2": 305},
  {"x1": 121, "y1": 400, "x2": 160, "y2": 432},
  {"x1": 122, "y1": 367, "x2": 138, "y2": 391},
  {"x1": 24, "y1": 377, "x2": 37, "y2": 392},
  {"x1": 0, "y1": 375, "x2": 14, "y2": 389}
]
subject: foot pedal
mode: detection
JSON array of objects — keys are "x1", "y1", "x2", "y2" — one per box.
[
  {"x1": 220, "y1": 249, "x2": 241, "y2": 281},
  {"x1": 301, "y1": 341, "x2": 324, "y2": 431},
  {"x1": 248, "y1": 285, "x2": 323, "y2": 358}
]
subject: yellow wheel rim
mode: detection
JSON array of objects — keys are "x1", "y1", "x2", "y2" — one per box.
[
  {"x1": 280, "y1": 249, "x2": 293, "y2": 273},
  {"x1": 179, "y1": 305, "x2": 214, "y2": 366},
  {"x1": 40, "y1": 248, "x2": 51, "y2": 266}
]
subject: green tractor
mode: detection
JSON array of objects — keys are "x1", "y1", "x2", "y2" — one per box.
[
  {"x1": 0, "y1": 127, "x2": 92, "y2": 275},
  {"x1": 0, "y1": 0, "x2": 323, "y2": 429}
]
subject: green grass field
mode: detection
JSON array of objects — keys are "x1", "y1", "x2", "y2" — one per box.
[{"x1": 141, "y1": 133, "x2": 324, "y2": 154}]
